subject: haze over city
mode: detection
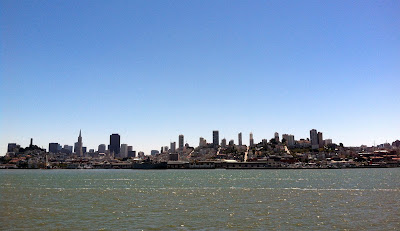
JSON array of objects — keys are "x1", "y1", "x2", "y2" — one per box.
[{"x1": 1, "y1": 0, "x2": 399, "y2": 154}]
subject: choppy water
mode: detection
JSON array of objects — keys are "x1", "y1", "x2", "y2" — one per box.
[{"x1": 1, "y1": 169, "x2": 399, "y2": 230}]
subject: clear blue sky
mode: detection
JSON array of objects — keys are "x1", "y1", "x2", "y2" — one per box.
[{"x1": 1, "y1": 0, "x2": 399, "y2": 154}]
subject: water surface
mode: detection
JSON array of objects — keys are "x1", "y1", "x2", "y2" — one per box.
[{"x1": 1, "y1": 169, "x2": 399, "y2": 230}]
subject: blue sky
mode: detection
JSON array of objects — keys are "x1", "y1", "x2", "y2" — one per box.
[{"x1": 1, "y1": 0, "x2": 399, "y2": 154}]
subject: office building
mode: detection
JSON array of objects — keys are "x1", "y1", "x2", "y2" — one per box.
[
  {"x1": 238, "y1": 132, "x2": 242, "y2": 146},
  {"x1": 109, "y1": 134, "x2": 121, "y2": 156},
  {"x1": 250, "y1": 132, "x2": 254, "y2": 146},
  {"x1": 98, "y1": 144, "x2": 106, "y2": 153},
  {"x1": 282, "y1": 134, "x2": 295, "y2": 147},
  {"x1": 170, "y1": 142, "x2": 176, "y2": 153},
  {"x1": 310, "y1": 129, "x2": 319, "y2": 149},
  {"x1": 128, "y1": 150, "x2": 136, "y2": 158},
  {"x1": 49, "y1": 143, "x2": 59, "y2": 153},
  {"x1": 274, "y1": 132, "x2": 279, "y2": 143},
  {"x1": 199, "y1": 137, "x2": 206, "y2": 147},
  {"x1": 213, "y1": 130, "x2": 219, "y2": 147},
  {"x1": 179, "y1": 135, "x2": 184, "y2": 149},
  {"x1": 120, "y1": 144, "x2": 128, "y2": 158},
  {"x1": 75, "y1": 130, "x2": 83, "y2": 156},
  {"x1": 7, "y1": 143, "x2": 18, "y2": 153},
  {"x1": 151, "y1": 150, "x2": 159, "y2": 156},
  {"x1": 229, "y1": 139, "x2": 234, "y2": 146},
  {"x1": 221, "y1": 138, "x2": 227, "y2": 148},
  {"x1": 318, "y1": 132, "x2": 323, "y2": 148}
]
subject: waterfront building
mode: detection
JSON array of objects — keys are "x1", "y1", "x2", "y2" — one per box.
[
  {"x1": 318, "y1": 132, "x2": 324, "y2": 148},
  {"x1": 250, "y1": 132, "x2": 254, "y2": 147},
  {"x1": 274, "y1": 132, "x2": 279, "y2": 143},
  {"x1": 221, "y1": 138, "x2": 227, "y2": 148},
  {"x1": 213, "y1": 130, "x2": 219, "y2": 147},
  {"x1": 151, "y1": 150, "x2": 159, "y2": 155},
  {"x1": 49, "y1": 143, "x2": 59, "y2": 153},
  {"x1": 238, "y1": 132, "x2": 242, "y2": 146},
  {"x1": 310, "y1": 129, "x2": 319, "y2": 149},
  {"x1": 75, "y1": 130, "x2": 83, "y2": 156},
  {"x1": 120, "y1": 144, "x2": 128, "y2": 158},
  {"x1": 98, "y1": 144, "x2": 106, "y2": 153},
  {"x1": 109, "y1": 134, "x2": 121, "y2": 156},
  {"x1": 170, "y1": 142, "x2": 176, "y2": 153},
  {"x1": 179, "y1": 135, "x2": 184, "y2": 149}
]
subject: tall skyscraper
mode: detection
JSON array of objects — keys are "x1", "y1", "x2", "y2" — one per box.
[
  {"x1": 318, "y1": 132, "x2": 323, "y2": 148},
  {"x1": 179, "y1": 135, "x2": 184, "y2": 149},
  {"x1": 238, "y1": 132, "x2": 242, "y2": 146},
  {"x1": 109, "y1": 134, "x2": 121, "y2": 156},
  {"x1": 120, "y1": 144, "x2": 128, "y2": 158},
  {"x1": 213, "y1": 130, "x2": 219, "y2": 147},
  {"x1": 310, "y1": 129, "x2": 319, "y2": 149},
  {"x1": 170, "y1": 142, "x2": 176, "y2": 153},
  {"x1": 250, "y1": 132, "x2": 254, "y2": 146},
  {"x1": 76, "y1": 130, "x2": 83, "y2": 156},
  {"x1": 49, "y1": 143, "x2": 59, "y2": 153}
]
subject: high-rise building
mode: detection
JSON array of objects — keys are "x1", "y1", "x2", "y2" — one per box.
[
  {"x1": 76, "y1": 130, "x2": 83, "y2": 156},
  {"x1": 199, "y1": 137, "x2": 206, "y2": 147},
  {"x1": 82, "y1": 147, "x2": 87, "y2": 154},
  {"x1": 109, "y1": 134, "x2": 121, "y2": 156},
  {"x1": 98, "y1": 144, "x2": 106, "y2": 153},
  {"x1": 238, "y1": 132, "x2": 242, "y2": 146},
  {"x1": 324, "y1": 139, "x2": 332, "y2": 146},
  {"x1": 213, "y1": 130, "x2": 219, "y2": 147},
  {"x1": 49, "y1": 143, "x2": 59, "y2": 153},
  {"x1": 274, "y1": 132, "x2": 279, "y2": 143},
  {"x1": 179, "y1": 135, "x2": 184, "y2": 149},
  {"x1": 318, "y1": 132, "x2": 323, "y2": 148},
  {"x1": 229, "y1": 139, "x2": 234, "y2": 146},
  {"x1": 128, "y1": 150, "x2": 136, "y2": 158},
  {"x1": 120, "y1": 144, "x2": 128, "y2": 158},
  {"x1": 151, "y1": 150, "x2": 159, "y2": 156},
  {"x1": 250, "y1": 132, "x2": 254, "y2": 146},
  {"x1": 310, "y1": 129, "x2": 319, "y2": 149},
  {"x1": 221, "y1": 138, "x2": 227, "y2": 148},
  {"x1": 7, "y1": 143, "x2": 18, "y2": 153},
  {"x1": 170, "y1": 142, "x2": 176, "y2": 153},
  {"x1": 282, "y1": 134, "x2": 295, "y2": 147},
  {"x1": 128, "y1": 146, "x2": 133, "y2": 152}
]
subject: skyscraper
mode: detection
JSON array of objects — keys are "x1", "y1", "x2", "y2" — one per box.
[
  {"x1": 221, "y1": 138, "x2": 227, "y2": 147},
  {"x1": 98, "y1": 144, "x2": 106, "y2": 153},
  {"x1": 250, "y1": 132, "x2": 254, "y2": 146},
  {"x1": 170, "y1": 142, "x2": 176, "y2": 153},
  {"x1": 109, "y1": 134, "x2": 121, "y2": 156},
  {"x1": 274, "y1": 132, "x2": 279, "y2": 143},
  {"x1": 310, "y1": 129, "x2": 319, "y2": 149},
  {"x1": 76, "y1": 130, "x2": 83, "y2": 156},
  {"x1": 49, "y1": 143, "x2": 59, "y2": 153},
  {"x1": 238, "y1": 132, "x2": 242, "y2": 146},
  {"x1": 213, "y1": 130, "x2": 219, "y2": 147},
  {"x1": 318, "y1": 132, "x2": 323, "y2": 148},
  {"x1": 120, "y1": 144, "x2": 128, "y2": 158},
  {"x1": 179, "y1": 135, "x2": 184, "y2": 149}
]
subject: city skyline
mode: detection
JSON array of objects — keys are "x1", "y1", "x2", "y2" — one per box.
[{"x1": 1, "y1": 1, "x2": 399, "y2": 154}]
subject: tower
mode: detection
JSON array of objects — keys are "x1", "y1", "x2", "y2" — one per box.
[
  {"x1": 213, "y1": 130, "x2": 219, "y2": 147},
  {"x1": 250, "y1": 132, "x2": 254, "y2": 146},
  {"x1": 110, "y1": 134, "x2": 121, "y2": 156},
  {"x1": 179, "y1": 135, "x2": 184, "y2": 149},
  {"x1": 76, "y1": 130, "x2": 83, "y2": 156},
  {"x1": 238, "y1": 132, "x2": 242, "y2": 146},
  {"x1": 310, "y1": 129, "x2": 319, "y2": 149}
]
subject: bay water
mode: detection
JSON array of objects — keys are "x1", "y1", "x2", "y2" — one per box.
[{"x1": 1, "y1": 169, "x2": 399, "y2": 230}]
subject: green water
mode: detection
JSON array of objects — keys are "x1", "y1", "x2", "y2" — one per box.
[{"x1": 1, "y1": 169, "x2": 399, "y2": 230}]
